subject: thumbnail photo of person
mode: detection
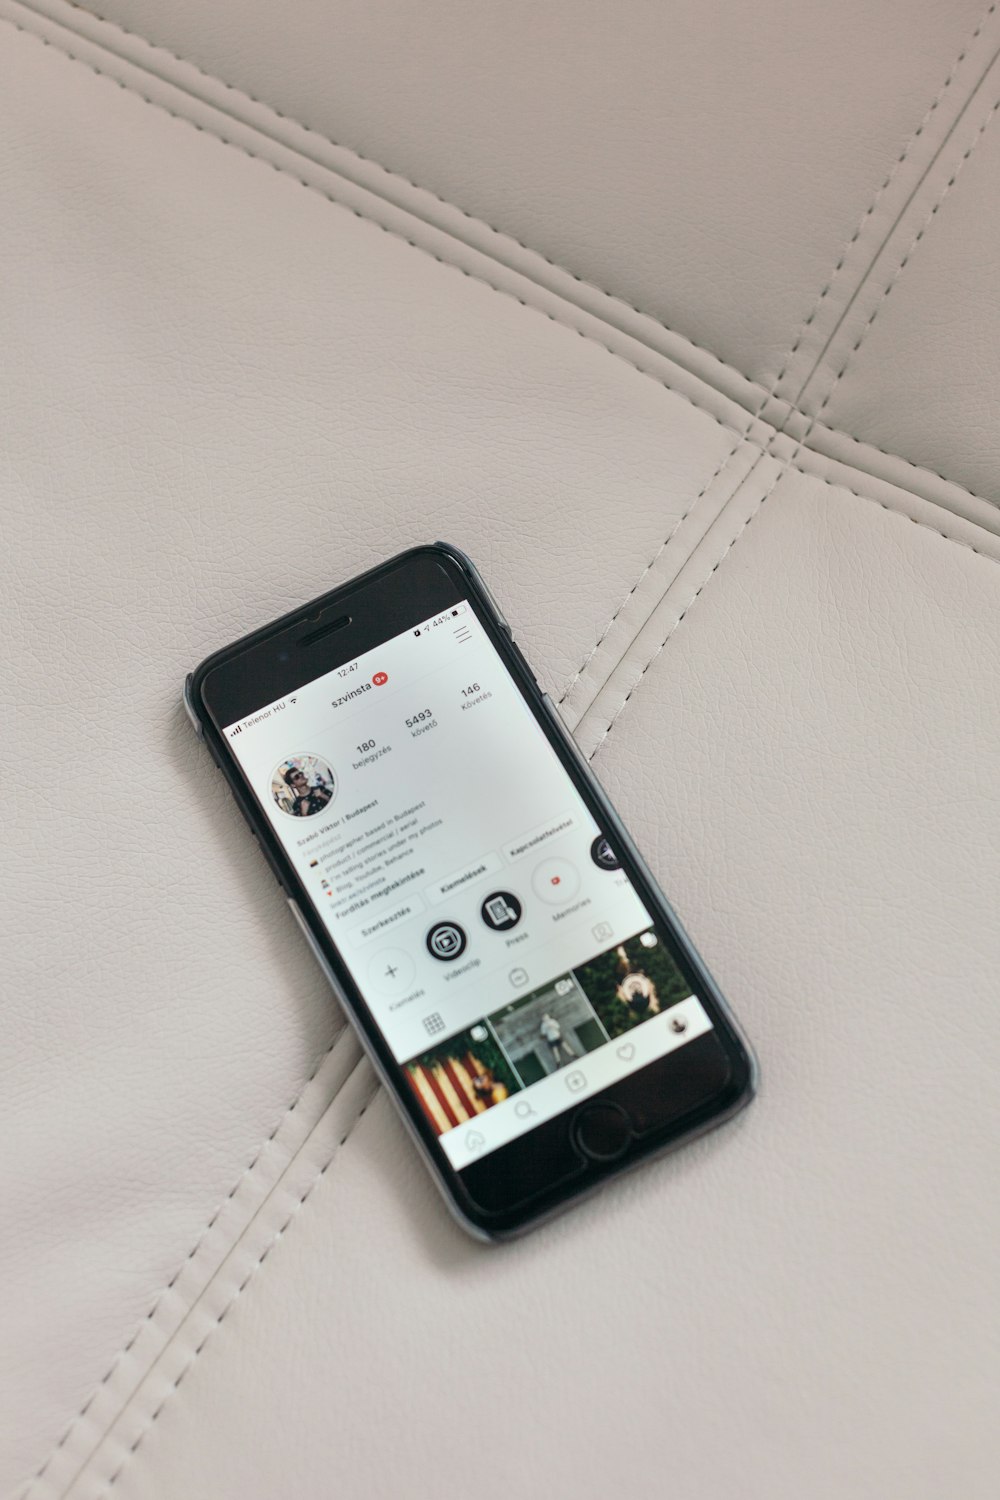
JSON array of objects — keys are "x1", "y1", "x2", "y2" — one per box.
[
  {"x1": 488, "y1": 976, "x2": 608, "y2": 1086},
  {"x1": 404, "y1": 1023, "x2": 521, "y2": 1137},
  {"x1": 270, "y1": 754, "x2": 336, "y2": 818},
  {"x1": 573, "y1": 930, "x2": 692, "y2": 1039}
]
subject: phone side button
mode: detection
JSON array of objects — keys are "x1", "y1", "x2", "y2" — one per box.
[
  {"x1": 507, "y1": 638, "x2": 537, "y2": 684},
  {"x1": 287, "y1": 898, "x2": 346, "y2": 999},
  {"x1": 232, "y1": 799, "x2": 286, "y2": 884},
  {"x1": 182, "y1": 674, "x2": 204, "y2": 739}
]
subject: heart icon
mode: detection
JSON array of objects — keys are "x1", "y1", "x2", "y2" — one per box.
[{"x1": 616, "y1": 1042, "x2": 635, "y2": 1062}]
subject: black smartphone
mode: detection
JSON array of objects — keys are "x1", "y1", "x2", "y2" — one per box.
[{"x1": 185, "y1": 544, "x2": 755, "y2": 1238}]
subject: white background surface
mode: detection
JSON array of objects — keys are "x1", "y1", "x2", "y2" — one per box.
[{"x1": 3, "y1": 0, "x2": 1000, "y2": 1496}]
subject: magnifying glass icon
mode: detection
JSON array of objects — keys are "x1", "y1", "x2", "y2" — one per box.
[{"x1": 514, "y1": 1100, "x2": 536, "y2": 1120}]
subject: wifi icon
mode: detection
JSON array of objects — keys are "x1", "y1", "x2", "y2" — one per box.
[{"x1": 290, "y1": 696, "x2": 298, "y2": 704}]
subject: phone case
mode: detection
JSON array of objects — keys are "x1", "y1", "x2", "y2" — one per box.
[{"x1": 184, "y1": 541, "x2": 758, "y2": 1239}]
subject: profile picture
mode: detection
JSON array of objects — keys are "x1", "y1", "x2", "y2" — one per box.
[{"x1": 270, "y1": 754, "x2": 336, "y2": 818}]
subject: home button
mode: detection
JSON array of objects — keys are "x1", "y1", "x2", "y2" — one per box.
[{"x1": 572, "y1": 1101, "x2": 633, "y2": 1163}]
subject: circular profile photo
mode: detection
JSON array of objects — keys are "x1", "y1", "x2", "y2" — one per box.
[{"x1": 270, "y1": 754, "x2": 337, "y2": 818}]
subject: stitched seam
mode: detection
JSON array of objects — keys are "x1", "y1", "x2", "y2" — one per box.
[
  {"x1": 800, "y1": 89, "x2": 1000, "y2": 466},
  {"x1": 60, "y1": 474, "x2": 1000, "y2": 1492},
  {"x1": 28, "y1": 0, "x2": 1000, "y2": 432},
  {"x1": 100, "y1": 1082, "x2": 379, "y2": 1497},
  {"x1": 20, "y1": 1024, "x2": 357, "y2": 1499},
  {"x1": 807, "y1": 408, "x2": 1000, "y2": 510},
  {"x1": 588, "y1": 77, "x2": 1000, "y2": 756},
  {"x1": 559, "y1": 0, "x2": 1000, "y2": 704},
  {"x1": 9, "y1": 5, "x2": 996, "y2": 738},
  {"x1": 588, "y1": 463, "x2": 1000, "y2": 762},
  {"x1": 588, "y1": 456, "x2": 780, "y2": 756},
  {"x1": 12, "y1": 1, "x2": 1000, "y2": 524},
  {"x1": 556, "y1": 433, "x2": 745, "y2": 705},
  {"x1": 0, "y1": 17, "x2": 749, "y2": 460},
  {"x1": 768, "y1": 0, "x2": 998, "y2": 409},
  {"x1": 47, "y1": 480, "x2": 1000, "y2": 1499},
  {"x1": 798, "y1": 46, "x2": 1000, "y2": 418},
  {"x1": 7, "y1": 6, "x2": 999, "y2": 1482},
  {"x1": 12, "y1": 0, "x2": 757, "y2": 397},
  {"x1": 13, "y1": 0, "x2": 1000, "y2": 739},
  {"x1": 4, "y1": 20, "x2": 750, "y2": 1494}
]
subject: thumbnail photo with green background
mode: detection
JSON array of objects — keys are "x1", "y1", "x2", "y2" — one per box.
[{"x1": 572, "y1": 930, "x2": 692, "y2": 1039}]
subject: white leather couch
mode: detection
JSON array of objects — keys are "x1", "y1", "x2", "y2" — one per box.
[{"x1": 4, "y1": 2, "x2": 1000, "y2": 1496}]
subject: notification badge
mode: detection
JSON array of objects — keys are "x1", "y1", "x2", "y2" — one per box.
[{"x1": 372, "y1": 671, "x2": 388, "y2": 686}]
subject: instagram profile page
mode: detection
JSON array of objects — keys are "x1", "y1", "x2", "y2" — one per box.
[{"x1": 225, "y1": 604, "x2": 712, "y2": 1164}]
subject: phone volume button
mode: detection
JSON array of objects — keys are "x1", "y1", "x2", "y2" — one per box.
[
  {"x1": 182, "y1": 673, "x2": 205, "y2": 739},
  {"x1": 287, "y1": 899, "x2": 346, "y2": 999},
  {"x1": 541, "y1": 693, "x2": 588, "y2": 768},
  {"x1": 540, "y1": 691, "x2": 563, "y2": 723},
  {"x1": 509, "y1": 639, "x2": 537, "y2": 683}
]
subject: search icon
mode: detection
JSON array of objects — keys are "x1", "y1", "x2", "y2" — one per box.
[{"x1": 514, "y1": 1100, "x2": 536, "y2": 1120}]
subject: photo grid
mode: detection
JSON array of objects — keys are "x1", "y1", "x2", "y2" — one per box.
[{"x1": 403, "y1": 928, "x2": 694, "y2": 1136}]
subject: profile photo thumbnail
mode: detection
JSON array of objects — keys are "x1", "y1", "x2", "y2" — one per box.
[{"x1": 270, "y1": 754, "x2": 336, "y2": 818}]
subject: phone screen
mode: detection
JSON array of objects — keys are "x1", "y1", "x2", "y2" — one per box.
[{"x1": 220, "y1": 600, "x2": 715, "y2": 1168}]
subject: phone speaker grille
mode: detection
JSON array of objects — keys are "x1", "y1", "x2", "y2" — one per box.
[{"x1": 297, "y1": 615, "x2": 352, "y2": 648}]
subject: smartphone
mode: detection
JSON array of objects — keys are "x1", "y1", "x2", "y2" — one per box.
[{"x1": 185, "y1": 544, "x2": 755, "y2": 1238}]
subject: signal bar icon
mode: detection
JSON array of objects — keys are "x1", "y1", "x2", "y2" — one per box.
[{"x1": 229, "y1": 724, "x2": 242, "y2": 736}]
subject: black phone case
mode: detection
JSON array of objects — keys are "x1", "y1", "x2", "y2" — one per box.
[{"x1": 184, "y1": 541, "x2": 757, "y2": 1240}]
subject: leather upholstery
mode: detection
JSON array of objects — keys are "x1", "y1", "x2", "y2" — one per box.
[{"x1": 2, "y1": 1, "x2": 998, "y2": 1496}]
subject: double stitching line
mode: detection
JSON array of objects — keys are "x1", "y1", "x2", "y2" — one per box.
[
  {"x1": 99, "y1": 1083, "x2": 379, "y2": 1497},
  {"x1": 0, "y1": 11, "x2": 746, "y2": 454},
  {"x1": 802, "y1": 416, "x2": 1000, "y2": 510},
  {"x1": 0, "y1": 14, "x2": 756, "y2": 1498},
  {"x1": 555, "y1": 0, "x2": 1000, "y2": 715},
  {"x1": 555, "y1": 430, "x2": 750, "y2": 709},
  {"x1": 20, "y1": 1028, "x2": 364, "y2": 1499},
  {"x1": 587, "y1": 77, "x2": 1000, "y2": 761},
  {"x1": 588, "y1": 462, "x2": 1000, "y2": 760},
  {"x1": 7, "y1": 4, "x2": 1000, "y2": 1493},
  {"x1": 30, "y1": 0, "x2": 754, "y2": 394},
  {"x1": 769, "y1": 0, "x2": 998, "y2": 410}
]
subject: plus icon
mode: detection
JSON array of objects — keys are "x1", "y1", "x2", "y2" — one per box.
[{"x1": 367, "y1": 949, "x2": 414, "y2": 996}]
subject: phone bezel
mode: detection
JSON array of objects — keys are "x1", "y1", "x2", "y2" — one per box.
[{"x1": 188, "y1": 543, "x2": 755, "y2": 1239}]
